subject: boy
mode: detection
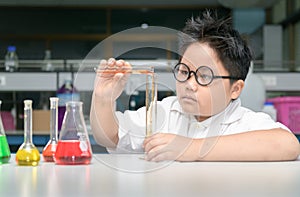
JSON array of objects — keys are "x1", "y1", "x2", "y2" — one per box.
[{"x1": 90, "y1": 11, "x2": 299, "y2": 162}]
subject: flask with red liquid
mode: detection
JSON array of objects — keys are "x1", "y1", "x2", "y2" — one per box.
[
  {"x1": 55, "y1": 101, "x2": 92, "y2": 165},
  {"x1": 42, "y1": 97, "x2": 59, "y2": 162},
  {"x1": 56, "y1": 79, "x2": 80, "y2": 131},
  {"x1": 0, "y1": 100, "x2": 11, "y2": 164}
]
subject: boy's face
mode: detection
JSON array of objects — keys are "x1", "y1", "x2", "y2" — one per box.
[{"x1": 176, "y1": 42, "x2": 239, "y2": 120}]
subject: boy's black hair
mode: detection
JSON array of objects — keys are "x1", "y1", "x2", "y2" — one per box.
[{"x1": 179, "y1": 10, "x2": 253, "y2": 81}]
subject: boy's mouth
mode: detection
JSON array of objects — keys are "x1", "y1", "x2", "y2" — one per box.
[{"x1": 181, "y1": 96, "x2": 197, "y2": 103}]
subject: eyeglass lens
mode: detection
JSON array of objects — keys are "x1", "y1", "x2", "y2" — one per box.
[{"x1": 173, "y1": 63, "x2": 214, "y2": 85}]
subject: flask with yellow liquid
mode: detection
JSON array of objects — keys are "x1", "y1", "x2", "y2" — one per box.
[{"x1": 16, "y1": 100, "x2": 40, "y2": 166}]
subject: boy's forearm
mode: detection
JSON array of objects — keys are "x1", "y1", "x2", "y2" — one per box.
[
  {"x1": 187, "y1": 129, "x2": 300, "y2": 162},
  {"x1": 90, "y1": 94, "x2": 119, "y2": 148}
]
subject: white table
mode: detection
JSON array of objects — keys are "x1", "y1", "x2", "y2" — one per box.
[{"x1": 1, "y1": 154, "x2": 300, "y2": 197}]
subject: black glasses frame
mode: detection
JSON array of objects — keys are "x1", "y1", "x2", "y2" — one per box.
[{"x1": 172, "y1": 63, "x2": 241, "y2": 86}]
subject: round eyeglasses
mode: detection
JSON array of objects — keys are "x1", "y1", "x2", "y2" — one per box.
[{"x1": 172, "y1": 63, "x2": 241, "y2": 86}]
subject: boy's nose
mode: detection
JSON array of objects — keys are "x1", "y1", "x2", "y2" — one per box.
[{"x1": 186, "y1": 73, "x2": 198, "y2": 91}]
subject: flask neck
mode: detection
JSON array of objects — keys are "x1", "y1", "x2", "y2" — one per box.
[
  {"x1": 50, "y1": 98, "x2": 59, "y2": 141},
  {"x1": 0, "y1": 100, "x2": 6, "y2": 136},
  {"x1": 66, "y1": 101, "x2": 83, "y2": 112},
  {"x1": 7, "y1": 51, "x2": 17, "y2": 57},
  {"x1": 44, "y1": 50, "x2": 51, "y2": 60},
  {"x1": 24, "y1": 101, "x2": 33, "y2": 144},
  {"x1": 65, "y1": 80, "x2": 73, "y2": 90}
]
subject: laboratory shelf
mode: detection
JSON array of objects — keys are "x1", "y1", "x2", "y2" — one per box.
[{"x1": 1, "y1": 71, "x2": 300, "y2": 92}]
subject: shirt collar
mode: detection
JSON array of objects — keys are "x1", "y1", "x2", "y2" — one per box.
[{"x1": 220, "y1": 98, "x2": 244, "y2": 124}]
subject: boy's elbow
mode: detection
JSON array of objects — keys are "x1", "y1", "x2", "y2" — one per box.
[
  {"x1": 286, "y1": 137, "x2": 300, "y2": 161},
  {"x1": 279, "y1": 130, "x2": 300, "y2": 161},
  {"x1": 91, "y1": 130, "x2": 118, "y2": 149},
  {"x1": 91, "y1": 127, "x2": 119, "y2": 149}
]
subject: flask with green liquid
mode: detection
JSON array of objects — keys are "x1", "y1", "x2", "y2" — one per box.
[
  {"x1": 0, "y1": 100, "x2": 11, "y2": 164},
  {"x1": 16, "y1": 100, "x2": 40, "y2": 166}
]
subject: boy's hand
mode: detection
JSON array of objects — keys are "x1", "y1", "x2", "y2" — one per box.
[
  {"x1": 143, "y1": 133, "x2": 197, "y2": 162},
  {"x1": 94, "y1": 58, "x2": 131, "y2": 102}
]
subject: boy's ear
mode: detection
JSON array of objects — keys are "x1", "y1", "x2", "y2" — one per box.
[{"x1": 231, "y1": 80, "x2": 244, "y2": 99}]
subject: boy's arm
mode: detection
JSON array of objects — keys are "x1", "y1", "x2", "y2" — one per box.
[
  {"x1": 90, "y1": 94, "x2": 119, "y2": 148},
  {"x1": 144, "y1": 128, "x2": 300, "y2": 162},
  {"x1": 90, "y1": 58, "x2": 130, "y2": 148},
  {"x1": 191, "y1": 128, "x2": 299, "y2": 161}
]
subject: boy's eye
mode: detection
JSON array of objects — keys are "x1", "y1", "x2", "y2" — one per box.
[
  {"x1": 198, "y1": 74, "x2": 212, "y2": 82},
  {"x1": 179, "y1": 69, "x2": 189, "y2": 76}
]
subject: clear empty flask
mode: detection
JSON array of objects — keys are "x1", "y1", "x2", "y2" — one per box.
[
  {"x1": 16, "y1": 100, "x2": 40, "y2": 166},
  {"x1": 0, "y1": 100, "x2": 11, "y2": 164},
  {"x1": 42, "y1": 97, "x2": 59, "y2": 162},
  {"x1": 55, "y1": 101, "x2": 92, "y2": 165}
]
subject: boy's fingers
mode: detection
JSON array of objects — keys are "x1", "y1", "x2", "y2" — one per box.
[
  {"x1": 125, "y1": 61, "x2": 131, "y2": 67},
  {"x1": 116, "y1": 59, "x2": 125, "y2": 66},
  {"x1": 108, "y1": 58, "x2": 115, "y2": 64}
]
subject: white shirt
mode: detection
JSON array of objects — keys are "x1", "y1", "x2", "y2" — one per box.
[{"x1": 109, "y1": 96, "x2": 289, "y2": 153}]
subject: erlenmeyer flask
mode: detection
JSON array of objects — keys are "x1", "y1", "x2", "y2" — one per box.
[
  {"x1": 42, "y1": 97, "x2": 59, "y2": 162},
  {"x1": 55, "y1": 101, "x2": 92, "y2": 165},
  {"x1": 0, "y1": 100, "x2": 11, "y2": 164},
  {"x1": 16, "y1": 100, "x2": 40, "y2": 166}
]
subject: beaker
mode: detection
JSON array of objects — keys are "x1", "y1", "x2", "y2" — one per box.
[
  {"x1": 0, "y1": 100, "x2": 11, "y2": 164},
  {"x1": 16, "y1": 100, "x2": 40, "y2": 166},
  {"x1": 55, "y1": 101, "x2": 92, "y2": 165},
  {"x1": 42, "y1": 97, "x2": 59, "y2": 162},
  {"x1": 95, "y1": 65, "x2": 157, "y2": 137}
]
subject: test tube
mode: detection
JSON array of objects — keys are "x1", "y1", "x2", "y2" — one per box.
[
  {"x1": 145, "y1": 73, "x2": 157, "y2": 137},
  {"x1": 95, "y1": 66, "x2": 154, "y2": 75},
  {"x1": 95, "y1": 65, "x2": 157, "y2": 137}
]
